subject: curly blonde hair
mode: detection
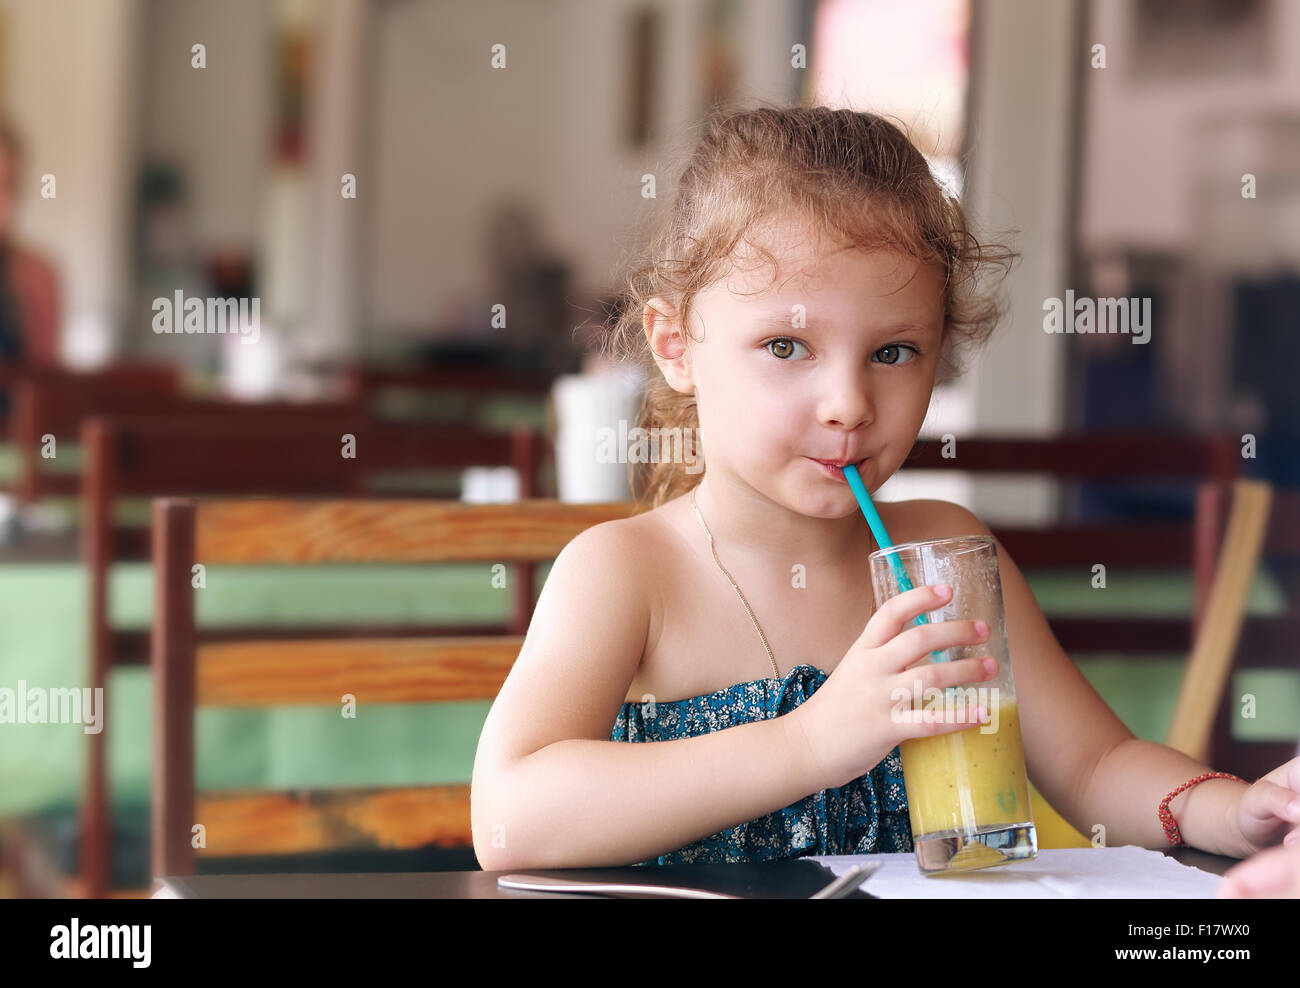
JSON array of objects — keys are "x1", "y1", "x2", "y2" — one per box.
[{"x1": 601, "y1": 102, "x2": 1019, "y2": 508}]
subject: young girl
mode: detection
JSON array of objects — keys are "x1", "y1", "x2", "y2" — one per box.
[{"x1": 470, "y1": 105, "x2": 1299, "y2": 873}]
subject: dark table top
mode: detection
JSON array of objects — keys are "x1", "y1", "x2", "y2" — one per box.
[{"x1": 155, "y1": 847, "x2": 1239, "y2": 899}]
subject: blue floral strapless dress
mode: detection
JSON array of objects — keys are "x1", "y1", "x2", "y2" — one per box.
[{"x1": 609, "y1": 663, "x2": 914, "y2": 866}]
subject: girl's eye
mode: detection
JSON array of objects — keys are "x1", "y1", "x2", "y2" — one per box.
[
  {"x1": 766, "y1": 338, "x2": 810, "y2": 360},
  {"x1": 874, "y1": 344, "x2": 920, "y2": 366}
]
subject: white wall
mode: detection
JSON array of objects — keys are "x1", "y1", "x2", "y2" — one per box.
[
  {"x1": 878, "y1": 0, "x2": 1081, "y2": 523},
  {"x1": 2, "y1": 0, "x2": 144, "y2": 364},
  {"x1": 1, "y1": 0, "x2": 274, "y2": 362},
  {"x1": 138, "y1": 0, "x2": 272, "y2": 256},
  {"x1": 1080, "y1": 0, "x2": 1300, "y2": 252},
  {"x1": 927, "y1": 0, "x2": 1080, "y2": 524},
  {"x1": 362, "y1": 0, "x2": 801, "y2": 337},
  {"x1": 363, "y1": 0, "x2": 565, "y2": 334},
  {"x1": 305, "y1": 0, "x2": 368, "y2": 361}
]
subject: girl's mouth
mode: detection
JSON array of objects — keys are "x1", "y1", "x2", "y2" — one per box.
[{"x1": 807, "y1": 456, "x2": 869, "y2": 479}]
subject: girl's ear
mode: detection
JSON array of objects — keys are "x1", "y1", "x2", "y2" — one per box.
[{"x1": 643, "y1": 297, "x2": 695, "y2": 395}]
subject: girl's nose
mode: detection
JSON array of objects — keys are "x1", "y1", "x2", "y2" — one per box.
[{"x1": 816, "y1": 369, "x2": 874, "y2": 431}]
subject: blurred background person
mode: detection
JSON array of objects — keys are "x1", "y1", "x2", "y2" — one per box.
[{"x1": 0, "y1": 117, "x2": 59, "y2": 369}]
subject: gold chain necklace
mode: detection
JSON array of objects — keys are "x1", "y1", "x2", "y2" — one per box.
[{"x1": 690, "y1": 485, "x2": 781, "y2": 680}]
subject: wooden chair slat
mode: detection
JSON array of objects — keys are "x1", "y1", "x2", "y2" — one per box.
[
  {"x1": 349, "y1": 364, "x2": 554, "y2": 396},
  {"x1": 28, "y1": 475, "x2": 77, "y2": 497},
  {"x1": 11, "y1": 363, "x2": 360, "y2": 502},
  {"x1": 15, "y1": 365, "x2": 182, "y2": 440},
  {"x1": 193, "y1": 785, "x2": 472, "y2": 856},
  {"x1": 1222, "y1": 742, "x2": 1300, "y2": 786},
  {"x1": 995, "y1": 524, "x2": 1194, "y2": 567},
  {"x1": 191, "y1": 498, "x2": 644, "y2": 564},
  {"x1": 904, "y1": 433, "x2": 1238, "y2": 480},
  {"x1": 105, "y1": 418, "x2": 528, "y2": 495},
  {"x1": 113, "y1": 623, "x2": 515, "y2": 665},
  {"x1": 1047, "y1": 617, "x2": 1190, "y2": 654},
  {"x1": 1016, "y1": 619, "x2": 1300, "y2": 660},
  {"x1": 196, "y1": 636, "x2": 522, "y2": 706}
]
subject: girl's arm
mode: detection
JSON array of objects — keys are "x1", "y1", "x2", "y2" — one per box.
[
  {"x1": 917, "y1": 500, "x2": 1252, "y2": 858},
  {"x1": 1080, "y1": 740, "x2": 1249, "y2": 857},
  {"x1": 470, "y1": 521, "x2": 819, "y2": 870}
]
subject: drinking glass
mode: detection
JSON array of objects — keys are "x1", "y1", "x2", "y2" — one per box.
[{"x1": 869, "y1": 535, "x2": 1038, "y2": 875}]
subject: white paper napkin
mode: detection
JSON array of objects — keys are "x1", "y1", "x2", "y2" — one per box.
[{"x1": 807, "y1": 846, "x2": 1225, "y2": 898}]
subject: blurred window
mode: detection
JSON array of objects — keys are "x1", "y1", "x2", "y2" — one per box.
[{"x1": 809, "y1": 0, "x2": 971, "y2": 200}]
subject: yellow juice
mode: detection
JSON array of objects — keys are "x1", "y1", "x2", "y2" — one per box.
[{"x1": 899, "y1": 696, "x2": 1031, "y2": 838}]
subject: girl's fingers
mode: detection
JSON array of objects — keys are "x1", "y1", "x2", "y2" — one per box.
[
  {"x1": 892, "y1": 656, "x2": 996, "y2": 697},
  {"x1": 893, "y1": 697, "x2": 991, "y2": 737},
  {"x1": 858, "y1": 584, "x2": 950, "y2": 651},
  {"x1": 886, "y1": 618, "x2": 989, "y2": 674},
  {"x1": 928, "y1": 656, "x2": 997, "y2": 691}
]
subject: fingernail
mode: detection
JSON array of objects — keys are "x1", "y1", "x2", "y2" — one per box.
[
  {"x1": 983, "y1": 658, "x2": 997, "y2": 675},
  {"x1": 975, "y1": 620, "x2": 989, "y2": 638},
  {"x1": 934, "y1": 584, "x2": 950, "y2": 599},
  {"x1": 1287, "y1": 799, "x2": 1300, "y2": 816},
  {"x1": 1285, "y1": 830, "x2": 1299, "y2": 847}
]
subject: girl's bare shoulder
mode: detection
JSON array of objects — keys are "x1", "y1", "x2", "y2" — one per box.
[
  {"x1": 560, "y1": 496, "x2": 683, "y2": 572},
  {"x1": 536, "y1": 496, "x2": 684, "y2": 640},
  {"x1": 476, "y1": 502, "x2": 679, "y2": 767}
]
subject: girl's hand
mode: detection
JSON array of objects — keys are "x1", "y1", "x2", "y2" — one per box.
[
  {"x1": 785, "y1": 582, "x2": 998, "y2": 791},
  {"x1": 1229, "y1": 756, "x2": 1300, "y2": 857}
]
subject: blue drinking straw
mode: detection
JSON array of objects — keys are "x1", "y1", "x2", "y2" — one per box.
[{"x1": 842, "y1": 462, "x2": 945, "y2": 661}]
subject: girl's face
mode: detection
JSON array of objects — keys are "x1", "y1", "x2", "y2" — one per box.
[{"x1": 648, "y1": 218, "x2": 945, "y2": 519}]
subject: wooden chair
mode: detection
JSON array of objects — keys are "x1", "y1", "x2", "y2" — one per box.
[
  {"x1": 151, "y1": 498, "x2": 642, "y2": 885},
  {"x1": 87, "y1": 416, "x2": 546, "y2": 898},
  {"x1": 1168, "y1": 479, "x2": 1300, "y2": 782},
  {"x1": 343, "y1": 365, "x2": 556, "y2": 426},
  {"x1": 7, "y1": 364, "x2": 376, "y2": 506},
  {"x1": 4, "y1": 414, "x2": 549, "y2": 898},
  {"x1": 8, "y1": 365, "x2": 184, "y2": 503}
]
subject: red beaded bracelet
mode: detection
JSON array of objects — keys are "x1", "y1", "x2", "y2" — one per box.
[{"x1": 1159, "y1": 771, "x2": 1247, "y2": 847}]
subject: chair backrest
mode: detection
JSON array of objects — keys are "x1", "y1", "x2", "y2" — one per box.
[
  {"x1": 150, "y1": 498, "x2": 645, "y2": 883},
  {"x1": 902, "y1": 431, "x2": 1240, "y2": 654},
  {"x1": 1185, "y1": 481, "x2": 1300, "y2": 781},
  {"x1": 344, "y1": 364, "x2": 556, "y2": 424},
  {"x1": 9, "y1": 363, "x2": 368, "y2": 502},
  {"x1": 10, "y1": 365, "x2": 182, "y2": 500},
  {"x1": 78, "y1": 414, "x2": 548, "y2": 897}
]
